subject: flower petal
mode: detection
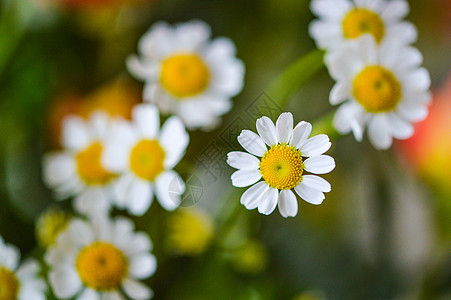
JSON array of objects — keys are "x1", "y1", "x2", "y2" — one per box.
[
  {"x1": 129, "y1": 253, "x2": 157, "y2": 279},
  {"x1": 303, "y1": 155, "x2": 335, "y2": 174},
  {"x1": 368, "y1": 114, "x2": 393, "y2": 150},
  {"x1": 300, "y1": 134, "x2": 331, "y2": 157},
  {"x1": 388, "y1": 113, "x2": 414, "y2": 139},
  {"x1": 49, "y1": 268, "x2": 82, "y2": 299},
  {"x1": 294, "y1": 181, "x2": 325, "y2": 205},
  {"x1": 301, "y1": 175, "x2": 331, "y2": 193},
  {"x1": 62, "y1": 116, "x2": 90, "y2": 150},
  {"x1": 231, "y1": 169, "x2": 262, "y2": 188},
  {"x1": 123, "y1": 278, "x2": 154, "y2": 300},
  {"x1": 126, "y1": 179, "x2": 153, "y2": 216},
  {"x1": 226, "y1": 151, "x2": 260, "y2": 170},
  {"x1": 256, "y1": 116, "x2": 278, "y2": 146},
  {"x1": 290, "y1": 121, "x2": 312, "y2": 149},
  {"x1": 132, "y1": 104, "x2": 159, "y2": 139},
  {"x1": 276, "y1": 112, "x2": 293, "y2": 144},
  {"x1": 155, "y1": 170, "x2": 185, "y2": 211},
  {"x1": 330, "y1": 81, "x2": 351, "y2": 105},
  {"x1": 278, "y1": 190, "x2": 298, "y2": 218},
  {"x1": 257, "y1": 187, "x2": 278, "y2": 215},
  {"x1": 381, "y1": 0, "x2": 409, "y2": 21},
  {"x1": 240, "y1": 181, "x2": 268, "y2": 210},
  {"x1": 160, "y1": 116, "x2": 189, "y2": 169},
  {"x1": 237, "y1": 130, "x2": 267, "y2": 157}
]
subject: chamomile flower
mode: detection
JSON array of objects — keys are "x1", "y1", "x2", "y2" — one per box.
[
  {"x1": 227, "y1": 113, "x2": 335, "y2": 217},
  {"x1": 127, "y1": 19, "x2": 245, "y2": 130},
  {"x1": 326, "y1": 35, "x2": 431, "y2": 149},
  {"x1": 0, "y1": 236, "x2": 46, "y2": 300},
  {"x1": 46, "y1": 216, "x2": 156, "y2": 300},
  {"x1": 102, "y1": 103, "x2": 189, "y2": 215},
  {"x1": 43, "y1": 112, "x2": 119, "y2": 217},
  {"x1": 309, "y1": 0, "x2": 417, "y2": 51}
]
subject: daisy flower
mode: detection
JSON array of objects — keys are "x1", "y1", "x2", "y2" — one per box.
[
  {"x1": 46, "y1": 216, "x2": 156, "y2": 300},
  {"x1": 309, "y1": 0, "x2": 417, "y2": 51},
  {"x1": 43, "y1": 112, "x2": 119, "y2": 217},
  {"x1": 127, "y1": 19, "x2": 245, "y2": 130},
  {"x1": 326, "y1": 35, "x2": 431, "y2": 149},
  {"x1": 226, "y1": 112, "x2": 335, "y2": 217},
  {"x1": 0, "y1": 236, "x2": 46, "y2": 300},
  {"x1": 102, "y1": 103, "x2": 189, "y2": 215}
]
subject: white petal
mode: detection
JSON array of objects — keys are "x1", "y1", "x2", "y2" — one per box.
[
  {"x1": 126, "y1": 55, "x2": 158, "y2": 81},
  {"x1": 126, "y1": 179, "x2": 153, "y2": 216},
  {"x1": 160, "y1": 116, "x2": 189, "y2": 169},
  {"x1": 368, "y1": 114, "x2": 393, "y2": 150},
  {"x1": 132, "y1": 104, "x2": 159, "y2": 139},
  {"x1": 256, "y1": 116, "x2": 278, "y2": 146},
  {"x1": 102, "y1": 121, "x2": 136, "y2": 173},
  {"x1": 278, "y1": 190, "x2": 298, "y2": 218},
  {"x1": 120, "y1": 233, "x2": 152, "y2": 256},
  {"x1": 257, "y1": 187, "x2": 278, "y2": 215},
  {"x1": 77, "y1": 288, "x2": 99, "y2": 300},
  {"x1": 309, "y1": 20, "x2": 342, "y2": 49},
  {"x1": 310, "y1": 0, "x2": 351, "y2": 20},
  {"x1": 0, "y1": 244, "x2": 20, "y2": 270},
  {"x1": 16, "y1": 259, "x2": 39, "y2": 279},
  {"x1": 301, "y1": 175, "x2": 331, "y2": 193},
  {"x1": 226, "y1": 151, "x2": 260, "y2": 170},
  {"x1": 332, "y1": 102, "x2": 367, "y2": 141},
  {"x1": 73, "y1": 188, "x2": 110, "y2": 217},
  {"x1": 240, "y1": 182, "x2": 269, "y2": 210},
  {"x1": 129, "y1": 253, "x2": 157, "y2": 279},
  {"x1": 295, "y1": 181, "x2": 325, "y2": 205},
  {"x1": 300, "y1": 134, "x2": 331, "y2": 157},
  {"x1": 358, "y1": 35, "x2": 378, "y2": 65},
  {"x1": 101, "y1": 291, "x2": 123, "y2": 300},
  {"x1": 290, "y1": 121, "x2": 312, "y2": 149},
  {"x1": 397, "y1": 101, "x2": 429, "y2": 122},
  {"x1": 237, "y1": 130, "x2": 267, "y2": 157},
  {"x1": 303, "y1": 155, "x2": 336, "y2": 174},
  {"x1": 174, "y1": 19, "x2": 211, "y2": 51},
  {"x1": 62, "y1": 116, "x2": 90, "y2": 150},
  {"x1": 68, "y1": 220, "x2": 94, "y2": 247},
  {"x1": 231, "y1": 169, "x2": 262, "y2": 188},
  {"x1": 381, "y1": 0, "x2": 409, "y2": 21},
  {"x1": 42, "y1": 152, "x2": 76, "y2": 189},
  {"x1": 275, "y1": 112, "x2": 293, "y2": 144},
  {"x1": 403, "y1": 68, "x2": 431, "y2": 93},
  {"x1": 330, "y1": 81, "x2": 351, "y2": 105},
  {"x1": 112, "y1": 174, "x2": 134, "y2": 209},
  {"x1": 155, "y1": 170, "x2": 185, "y2": 211},
  {"x1": 49, "y1": 268, "x2": 82, "y2": 299},
  {"x1": 385, "y1": 22, "x2": 417, "y2": 45},
  {"x1": 388, "y1": 113, "x2": 414, "y2": 139},
  {"x1": 122, "y1": 278, "x2": 153, "y2": 300}
]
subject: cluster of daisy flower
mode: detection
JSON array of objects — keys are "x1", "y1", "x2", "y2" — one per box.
[{"x1": 309, "y1": 0, "x2": 431, "y2": 149}]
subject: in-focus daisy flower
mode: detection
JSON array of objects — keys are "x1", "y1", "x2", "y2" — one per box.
[
  {"x1": 226, "y1": 112, "x2": 335, "y2": 217},
  {"x1": 103, "y1": 103, "x2": 189, "y2": 215},
  {"x1": 43, "y1": 112, "x2": 119, "y2": 217},
  {"x1": 127, "y1": 19, "x2": 245, "y2": 130},
  {"x1": 166, "y1": 208, "x2": 214, "y2": 256},
  {"x1": 309, "y1": 0, "x2": 417, "y2": 51},
  {"x1": 0, "y1": 236, "x2": 46, "y2": 300},
  {"x1": 35, "y1": 208, "x2": 71, "y2": 249},
  {"x1": 326, "y1": 35, "x2": 431, "y2": 149},
  {"x1": 46, "y1": 216, "x2": 156, "y2": 300}
]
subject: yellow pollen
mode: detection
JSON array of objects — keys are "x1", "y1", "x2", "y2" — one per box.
[
  {"x1": 130, "y1": 139, "x2": 165, "y2": 182},
  {"x1": 76, "y1": 242, "x2": 127, "y2": 291},
  {"x1": 259, "y1": 144, "x2": 304, "y2": 190},
  {"x1": 160, "y1": 53, "x2": 210, "y2": 98},
  {"x1": 0, "y1": 267, "x2": 20, "y2": 300},
  {"x1": 353, "y1": 65, "x2": 402, "y2": 113},
  {"x1": 76, "y1": 142, "x2": 116, "y2": 185},
  {"x1": 342, "y1": 8, "x2": 385, "y2": 43}
]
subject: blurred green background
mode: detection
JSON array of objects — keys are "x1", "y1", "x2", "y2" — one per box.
[{"x1": 0, "y1": 0, "x2": 450, "y2": 299}]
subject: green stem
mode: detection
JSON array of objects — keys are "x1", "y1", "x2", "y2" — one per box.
[{"x1": 266, "y1": 48, "x2": 325, "y2": 108}]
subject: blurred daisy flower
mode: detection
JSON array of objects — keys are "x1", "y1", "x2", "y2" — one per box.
[
  {"x1": 227, "y1": 112, "x2": 335, "y2": 217},
  {"x1": 43, "y1": 112, "x2": 119, "y2": 217},
  {"x1": 35, "y1": 208, "x2": 71, "y2": 249},
  {"x1": 0, "y1": 236, "x2": 46, "y2": 300},
  {"x1": 46, "y1": 216, "x2": 156, "y2": 300},
  {"x1": 309, "y1": 0, "x2": 417, "y2": 50},
  {"x1": 327, "y1": 35, "x2": 431, "y2": 149},
  {"x1": 127, "y1": 19, "x2": 245, "y2": 130},
  {"x1": 102, "y1": 104, "x2": 189, "y2": 215}
]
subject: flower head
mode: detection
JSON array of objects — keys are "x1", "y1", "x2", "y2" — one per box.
[
  {"x1": 309, "y1": 0, "x2": 417, "y2": 50},
  {"x1": 227, "y1": 113, "x2": 335, "y2": 217},
  {"x1": 43, "y1": 112, "x2": 120, "y2": 217},
  {"x1": 102, "y1": 103, "x2": 189, "y2": 215},
  {"x1": 46, "y1": 216, "x2": 156, "y2": 300},
  {"x1": 0, "y1": 236, "x2": 46, "y2": 300},
  {"x1": 127, "y1": 19, "x2": 245, "y2": 130},
  {"x1": 327, "y1": 35, "x2": 431, "y2": 149},
  {"x1": 35, "y1": 208, "x2": 71, "y2": 249}
]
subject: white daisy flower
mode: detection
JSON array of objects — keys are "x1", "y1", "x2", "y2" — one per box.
[
  {"x1": 0, "y1": 236, "x2": 46, "y2": 300},
  {"x1": 46, "y1": 216, "x2": 156, "y2": 300},
  {"x1": 127, "y1": 19, "x2": 245, "y2": 130},
  {"x1": 43, "y1": 112, "x2": 119, "y2": 217},
  {"x1": 102, "y1": 103, "x2": 189, "y2": 215},
  {"x1": 226, "y1": 113, "x2": 335, "y2": 218},
  {"x1": 309, "y1": 0, "x2": 417, "y2": 50},
  {"x1": 326, "y1": 35, "x2": 431, "y2": 149}
]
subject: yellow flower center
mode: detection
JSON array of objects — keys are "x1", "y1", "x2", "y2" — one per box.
[
  {"x1": 76, "y1": 142, "x2": 116, "y2": 185},
  {"x1": 342, "y1": 8, "x2": 385, "y2": 43},
  {"x1": 0, "y1": 267, "x2": 20, "y2": 300},
  {"x1": 36, "y1": 209, "x2": 70, "y2": 249},
  {"x1": 130, "y1": 139, "x2": 165, "y2": 182},
  {"x1": 160, "y1": 53, "x2": 210, "y2": 98},
  {"x1": 260, "y1": 144, "x2": 303, "y2": 190},
  {"x1": 76, "y1": 242, "x2": 127, "y2": 291},
  {"x1": 353, "y1": 65, "x2": 402, "y2": 113}
]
